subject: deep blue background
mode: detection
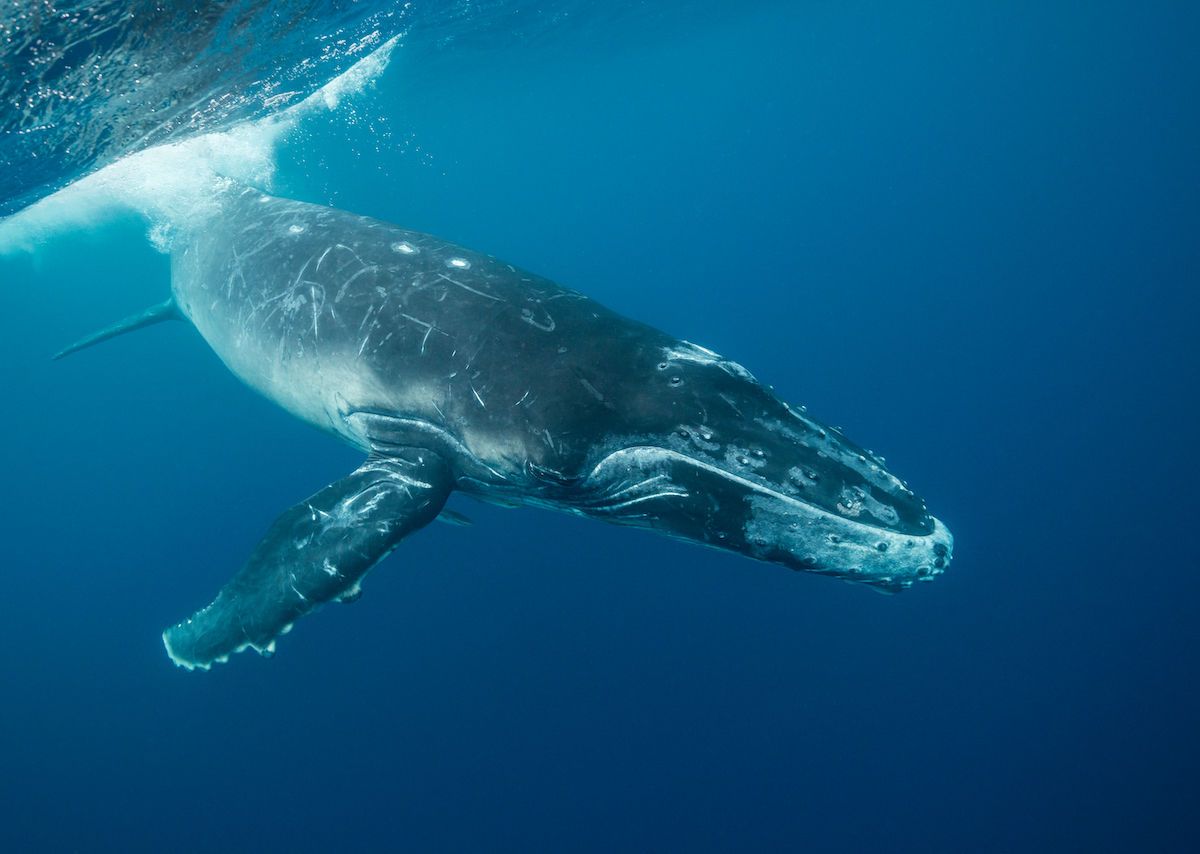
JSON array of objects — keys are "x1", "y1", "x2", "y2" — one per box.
[{"x1": 2, "y1": 3, "x2": 1197, "y2": 851}]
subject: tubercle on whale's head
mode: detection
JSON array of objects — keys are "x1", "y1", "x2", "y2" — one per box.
[{"x1": 563, "y1": 341, "x2": 953, "y2": 590}]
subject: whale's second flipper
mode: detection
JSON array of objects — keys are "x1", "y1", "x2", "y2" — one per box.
[
  {"x1": 52, "y1": 298, "x2": 180, "y2": 361},
  {"x1": 162, "y1": 449, "x2": 452, "y2": 670}
]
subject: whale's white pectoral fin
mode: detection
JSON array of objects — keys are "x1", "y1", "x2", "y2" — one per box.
[{"x1": 162, "y1": 449, "x2": 452, "y2": 671}]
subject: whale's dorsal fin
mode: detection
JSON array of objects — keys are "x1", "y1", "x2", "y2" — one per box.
[{"x1": 52, "y1": 298, "x2": 179, "y2": 361}]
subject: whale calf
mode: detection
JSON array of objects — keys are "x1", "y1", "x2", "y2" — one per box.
[{"x1": 59, "y1": 188, "x2": 953, "y2": 670}]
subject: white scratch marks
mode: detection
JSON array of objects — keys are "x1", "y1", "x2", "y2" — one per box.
[
  {"x1": 335, "y1": 264, "x2": 379, "y2": 302},
  {"x1": 315, "y1": 245, "x2": 333, "y2": 272},
  {"x1": 437, "y1": 272, "x2": 501, "y2": 302},
  {"x1": 310, "y1": 284, "x2": 322, "y2": 340}
]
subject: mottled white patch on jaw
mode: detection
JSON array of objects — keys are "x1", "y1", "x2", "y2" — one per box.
[
  {"x1": 663, "y1": 342, "x2": 719, "y2": 366},
  {"x1": 391, "y1": 241, "x2": 417, "y2": 255},
  {"x1": 767, "y1": 409, "x2": 911, "y2": 500},
  {"x1": 663, "y1": 341, "x2": 756, "y2": 381},
  {"x1": 836, "y1": 484, "x2": 900, "y2": 527},
  {"x1": 745, "y1": 498, "x2": 952, "y2": 589},
  {"x1": 447, "y1": 257, "x2": 470, "y2": 269},
  {"x1": 288, "y1": 224, "x2": 305, "y2": 234},
  {"x1": 725, "y1": 445, "x2": 767, "y2": 471}
]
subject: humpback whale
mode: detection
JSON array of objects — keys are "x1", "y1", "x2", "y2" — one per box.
[{"x1": 58, "y1": 188, "x2": 953, "y2": 670}]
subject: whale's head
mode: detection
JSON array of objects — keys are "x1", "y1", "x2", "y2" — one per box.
[{"x1": 567, "y1": 342, "x2": 952, "y2": 591}]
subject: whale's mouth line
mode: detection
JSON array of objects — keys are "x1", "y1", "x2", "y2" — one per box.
[{"x1": 588, "y1": 445, "x2": 932, "y2": 537}]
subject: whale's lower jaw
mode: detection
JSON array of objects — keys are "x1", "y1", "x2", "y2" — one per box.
[
  {"x1": 571, "y1": 446, "x2": 952, "y2": 591},
  {"x1": 746, "y1": 506, "x2": 953, "y2": 591}
]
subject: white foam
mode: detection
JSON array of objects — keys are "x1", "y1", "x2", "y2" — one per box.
[{"x1": 0, "y1": 35, "x2": 400, "y2": 256}]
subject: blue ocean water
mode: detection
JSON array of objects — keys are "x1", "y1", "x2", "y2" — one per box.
[{"x1": 1, "y1": 2, "x2": 1197, "y2": 851}]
